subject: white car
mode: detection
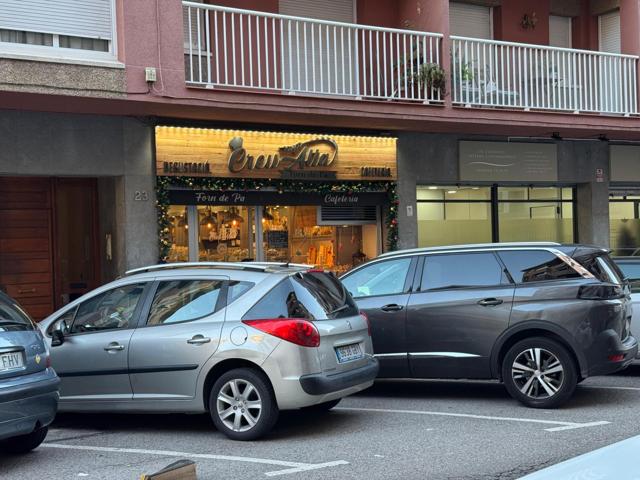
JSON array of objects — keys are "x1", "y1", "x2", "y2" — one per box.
[{"x1": 613, "y1": 257, "x2": 640, "y2": 363}]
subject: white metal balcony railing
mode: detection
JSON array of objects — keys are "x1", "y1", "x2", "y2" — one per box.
[
  {"x1": 451, "y1": 36, "x2": 639, "y2": 116},
  {"x1": 182, "y1": 2, "x2": 443, "y2": 103}
]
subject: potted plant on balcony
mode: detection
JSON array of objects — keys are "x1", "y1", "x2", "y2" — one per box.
[{"x1": 392, "y1": 47, "x2": 446, "y2": 101}]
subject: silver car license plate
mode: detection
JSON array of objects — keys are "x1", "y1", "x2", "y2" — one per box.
[
  {"x1": 0, "y1": 351, "x2": 24, "y2": 372},
  {"x1": 335, "y1": 343, "x2": 363, "y2": 363}
]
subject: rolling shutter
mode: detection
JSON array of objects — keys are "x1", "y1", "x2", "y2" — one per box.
[
  {"x1": 549, "y1": 15, "x2": 572, "y2": 48},
  {"x1": 278, "y1": 0, "x2": 354, "y2": 23},
  {"x1": 449, "y1": 2, "x2": 492, "y2": 39},
  {"x1": 278, "y1": 0, "x2": 356, "y2": 93},
  {"x1": 599, "y1": 10, "x2": 620, "y2": 54},
  {"x1": 319, "y1": 205, "x2": 378, "y2": 225},
  {"x1": 0, "y1": 0, "x2": 113, "y2": 40}
]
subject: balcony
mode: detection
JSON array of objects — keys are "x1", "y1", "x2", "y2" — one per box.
[
  {"x1": 451, "y1": 36, "x2": 638, "y2": 116},
  {"x1": 182, "y1": 2, "x2": 638, "y2": 117},
  {"x1": 182, "y1": 2, "x2": 443, "y2": 104}
]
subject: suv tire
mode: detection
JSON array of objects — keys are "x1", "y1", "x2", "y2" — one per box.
[
  {"x1": 209, "y1": 368, "x2": 279, "y2": 441},
  {"x1": 4, "y1": 426, "x2": 48, "y2": 454},
  {"x1": 502, "y1": 337, "x2": 577, "y2": 409}
]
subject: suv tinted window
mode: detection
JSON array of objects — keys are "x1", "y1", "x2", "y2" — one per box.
[
  {"x1": 421, "y1": 253, "x2": 505, "y2": 290},
  {"x1": 575, "y1": 253, "x2": 623, "y2": 284},
  {"x1": 0, "y1": 298, "x2": 34, "y2": 331},
  {"x1": 499, "y1": 250, "x2": 581, "y2": 283},
  {"x1": 243, "y1": 273, "x2": 358, "y2": 321},
  {"x1": 147, "y1": 280, "x2": 223, "y2": 325},
  {"x1": 342, "y1": 257, "x2": 412, "y2": 298}
]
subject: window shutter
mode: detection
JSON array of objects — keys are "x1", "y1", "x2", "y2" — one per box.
[
  {"x1": 0, "y1": 0, "x2": 113, "y2": 40},
  {"x1": 449, "y1": 2, "x2": 492, "y2": 39},
  {"x1": 278, "y1": 0, "x2": 355, "y2": 93},
  {"x1": 183, "y1": 0, "x2": 204, "y2": 49},
  {"x1": 278, "y1": 0, "x2": 354, "y2": 23},
  {"x1": 549, "y1": 15, "x2": 571, "y2": 48},
  {"x1": 599, "y1": 10, "x2": 620, "y2": 54}
]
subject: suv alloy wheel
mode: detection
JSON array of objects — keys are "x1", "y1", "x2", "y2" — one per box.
[
  {"x1": 209, "y1": 368, "x2": 279, "y2": 441},
  {"x1": 502, "y1": 337, "x2": 578, "y2": 408}
]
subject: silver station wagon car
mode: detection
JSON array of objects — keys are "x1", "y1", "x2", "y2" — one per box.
[{"x1": 39, "y1": 262, "x2": 377, "y2": 440}]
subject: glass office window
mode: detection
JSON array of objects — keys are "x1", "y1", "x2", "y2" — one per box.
[
  {"x1": 498, "y1": 187, "x2": 574, "y2": 243},
  {"x1": 416, "y1": 186, "x2": 492, "y2": 247},
  {"x1": 609, "y1": 195, "x2": 640, "y2": 256}
]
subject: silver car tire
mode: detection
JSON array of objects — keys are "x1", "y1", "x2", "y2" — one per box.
[
  {"x1": 209, "y1": 368, "x2": 279, "y2": 441},
  {"x1": 502, "y1": 337, "x2": 577, "y2": 409}
]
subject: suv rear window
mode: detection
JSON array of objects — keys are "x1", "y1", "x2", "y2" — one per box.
[
  {"x1": 243, "y1": 272, "x2": 359, "y2": 321},
  {"x1": 574, "y1": 252, "x2": 623, "y2": 285},
  {"x1": 498, "y1": 250, "x2": 582, "y2": 283}
]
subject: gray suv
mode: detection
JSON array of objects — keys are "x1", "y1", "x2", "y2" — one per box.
[
  {"x1": 0, "y1": 291, "x2": 59, "y2": 453},
  {"x1": 39, "y1": 263, "x2": 377, "y2": 440},
  {"x1": 341, "y1": 243, "x2": 638, "y2": 408}
]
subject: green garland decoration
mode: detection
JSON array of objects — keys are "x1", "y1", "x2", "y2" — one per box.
[{"x1": 156, "y1": 176, "x2": 398, "y2": 262}]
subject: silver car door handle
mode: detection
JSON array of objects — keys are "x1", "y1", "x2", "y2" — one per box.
[
  {"x1": 104, "y1": 343, "x2": 125, "y2": 352},
  {"x1": 478, "y1": 298, "x2": 504, "y2": 307},
  {"x1": 187, "y1": 335, "x2": 211, "y2": 345}
]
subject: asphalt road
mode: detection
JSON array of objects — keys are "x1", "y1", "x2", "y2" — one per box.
[{"x1": 3, "y1": 365, "x2": 640, "y2": 480}]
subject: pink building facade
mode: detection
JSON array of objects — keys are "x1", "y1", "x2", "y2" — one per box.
[{"x1": 1, "y1": 0, "x2": 640, "y2": 319}]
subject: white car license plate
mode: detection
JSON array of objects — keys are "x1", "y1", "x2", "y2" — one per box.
[
  {"x1": 0, "y1": 351, "x2": 24, "y2": 372},
  {"x1": 335, "y1": 343, "x2": 363, "y2": 363}
]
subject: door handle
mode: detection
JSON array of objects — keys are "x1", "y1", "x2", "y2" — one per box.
[
  {"x1": 381, "y1": 304, "x2": 404, "y2": 312},
  {"x1": 104, "y1": 342, "x2": 125, "y2": 352},
  {"x1": 187, "y1": 335, "x2": 211, "y2": 345},
  {"x1": 478, "y1": 298, "x2": 503, "y2": 307}
]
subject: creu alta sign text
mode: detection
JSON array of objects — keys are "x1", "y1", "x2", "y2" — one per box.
[{"x1": 227, "y1": 137, "x2": 338, "y2": 173}]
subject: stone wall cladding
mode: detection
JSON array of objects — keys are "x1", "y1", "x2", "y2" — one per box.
[{"x1": 0, "y1": 58, "x2": 126, "y2": 98}]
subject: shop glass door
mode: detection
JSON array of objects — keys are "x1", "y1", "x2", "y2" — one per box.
[{"x1": 196, "y1": 206, "x2": 256, "y2": 262}]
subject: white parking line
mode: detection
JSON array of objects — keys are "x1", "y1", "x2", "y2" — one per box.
[
  {"x1": 335, "y1": 407, "x2": 610, "y2": 432},
  {"x1": 40, "y1": 443, "x2": 348, "y2": 477},
  {"x1": 581, "y1": 385, "x2": 640, "y2": 392}
]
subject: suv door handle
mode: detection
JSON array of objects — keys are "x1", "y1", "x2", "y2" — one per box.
[
  {"x1": 478, "y1": 298, "x2": 503, "y2": 307},
  {"x1": 187, "y1": 335, "x2": 211, "y2": 345},
  {"x1": 381, "y1": 304, "x2": 404, "y2": 312},
  {"x1": 104, "y1": 342, "x2": 125, "y2": 352}
]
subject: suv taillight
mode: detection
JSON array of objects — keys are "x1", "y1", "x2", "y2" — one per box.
[
  {"x1": 242, "y1": 318, "x2": 320, "y2": 347},
  {"x1": 578, "y1": 284, "x2": 624, "y2": 300},
  {"x1": 360, "y1": 311, "x2": 371, "y2": 336}
]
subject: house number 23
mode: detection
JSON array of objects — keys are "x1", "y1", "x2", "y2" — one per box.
[{"x1": 134, "y1": 191, "x2": 149, "y2": 201}]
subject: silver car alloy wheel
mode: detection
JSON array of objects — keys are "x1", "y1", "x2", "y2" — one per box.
[
  {"x1": 511, "y1": 348, "x2": 564, "y2": 399},
  {"x1": 217, "y1": 379, "x2": 262, "y2": 432}
]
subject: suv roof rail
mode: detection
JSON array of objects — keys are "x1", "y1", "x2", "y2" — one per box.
[
  {"x1": 124, "y1": 261, "x2": 314, "y2": 277},
  {"x1": 378, "y1": 242, "x2": 563, "y2": 258}
]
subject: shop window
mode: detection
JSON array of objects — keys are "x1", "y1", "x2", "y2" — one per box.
[
  {"x1": 262, "y1": 205, "x2": 377, "y2": 275},
  {"x1": 609, "y1": 195, "x2": 640, "y2": 256},
  {"x1": 167, "y1": 206, "x2": 190, "y2": 262},
  {"x1": 416, "y1": 186, "x2": 492, "y2": 247}
]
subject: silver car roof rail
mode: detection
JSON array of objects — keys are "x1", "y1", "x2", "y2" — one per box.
[
  {"x1": 124, "y1": 261, "x2": 314, "y2": 276},
  {"x1": 377, "y1": 242, "x2": 563, "y2": 259}
]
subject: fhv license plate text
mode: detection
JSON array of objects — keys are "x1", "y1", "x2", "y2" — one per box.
[
  {"x1": 0, "y1": 351, "x2": 24, "y2": 372},
  {"x1": 336, "y1": 343, "x2": 363, "y2": 363}
]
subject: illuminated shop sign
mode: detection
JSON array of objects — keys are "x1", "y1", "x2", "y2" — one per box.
[{"x1": 156, "y1": 127, "x2": 397, "y2": 181}]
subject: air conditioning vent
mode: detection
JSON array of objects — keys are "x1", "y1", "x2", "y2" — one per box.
[{"x1": 318, "y1": 205, "x2": 378, "y2": 225}]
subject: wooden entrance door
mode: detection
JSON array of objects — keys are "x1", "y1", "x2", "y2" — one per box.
[{"x1": 0, "y1": 178, "x2": 54, "y2": 321}]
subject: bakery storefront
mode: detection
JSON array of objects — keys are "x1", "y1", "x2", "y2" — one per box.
[{"x1": 155, "y1": 127, "x2": 397, "y2": 274}]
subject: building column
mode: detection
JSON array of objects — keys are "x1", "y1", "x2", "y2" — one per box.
[
  {"x1": 120, "y1": 119, "x2": 158, "y2": 271},
  {"x1": 564, "y1": 140, "x2": 610, "y2": 247}
]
